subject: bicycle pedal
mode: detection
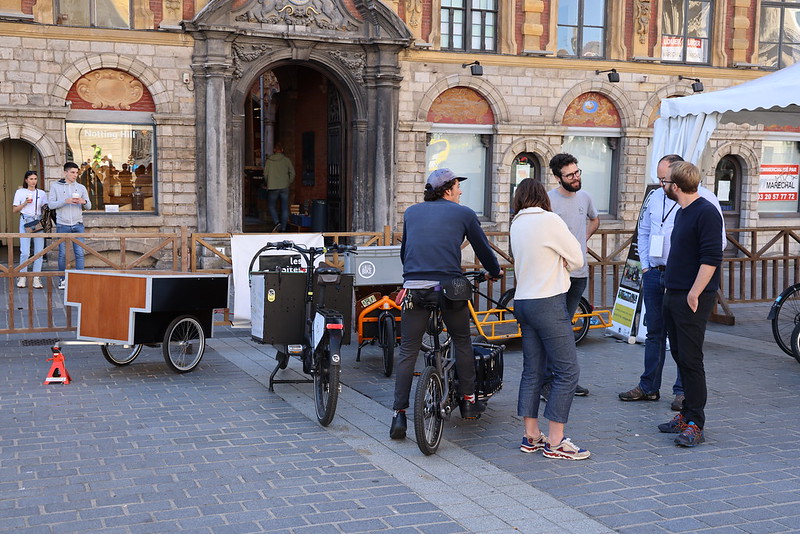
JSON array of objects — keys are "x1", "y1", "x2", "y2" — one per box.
[{"x1": 287, "y1": 344, "x2": 303, "y2": 355}]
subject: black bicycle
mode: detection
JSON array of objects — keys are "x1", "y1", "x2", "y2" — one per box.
[
  {"x1": 412, "y1": 273, "x2": 504, "y2": 456},
  {"x1": 768, "y1": 283, "x2": 800, "y2": 363},
  {"x1": 249, "y1": 240, "x2": 357, "y2": 426}
]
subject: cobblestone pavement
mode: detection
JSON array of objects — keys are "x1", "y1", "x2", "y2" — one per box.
[{"x1": 2, "y1": 302, "x2": 799, "y2": 533}]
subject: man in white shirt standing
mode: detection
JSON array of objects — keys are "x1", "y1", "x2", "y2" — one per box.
[
  {"x1": 618, "y1": 154, "x2": 725, "y2": 410},
  {"x1": 542, "y1": 153, "x2": 600, "y2": 399},
  {"x1": 48, "y1": 162, "x2": 91, "y2": 290}
]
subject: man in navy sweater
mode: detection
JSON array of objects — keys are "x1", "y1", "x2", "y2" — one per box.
[
  {"x1": 657, "y1": 161, "x2": 723, "y2": 447},
  {"x1": 390, "y1": 168, "x2": 503, "y2": 440}
]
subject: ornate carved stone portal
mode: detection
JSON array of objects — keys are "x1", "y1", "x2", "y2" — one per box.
[
  {"x1": 234, "y1": 0, "x2": 359, "y2": 30},
  {"x1": 75, "y1": 69, "x2": 146, "y2": 110}
]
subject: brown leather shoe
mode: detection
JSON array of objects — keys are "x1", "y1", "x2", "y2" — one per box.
[{"x1": 618, "y1": 385, "x2": 659, "y2": 401}]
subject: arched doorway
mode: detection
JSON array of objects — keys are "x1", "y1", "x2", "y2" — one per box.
[
  {"x1": 714, "y1": 154, "x2": 742, "y2": 229},
  {"x1": 510, "y1": 152, "x2": 542, "y2": 213},
  {"x1": 242, "y1": 65, "x2": 349, "y2": 233},
  {"x1": 0, "y1": 139, "x2": 43, "y2": 234}
]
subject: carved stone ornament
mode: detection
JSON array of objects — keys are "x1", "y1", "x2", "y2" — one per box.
[
  {"x1": 232, "y1": 43, "x2": 273, "y2": 78},
  {"x1": 235, "y1": 0, "x2": 358, "y2": 31},
  {"x1": 328, "y1": 50, "x2": 365, "y2": 84},
  {"x1": 405, "y1": 0, "x2": 421, "y2": 29},
  {"x1": 635, "y1": 0, "x2": 651, "y2": 45},
  {"x1": 75, "y1": 69, "x2": 145, "y2": 110}
]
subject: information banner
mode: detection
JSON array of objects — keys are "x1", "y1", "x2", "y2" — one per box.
[
  {"x1": 608, "y1": 185, "x2": 659, "y2": 342},
  {"x1": 758, "y1": 164, "x2": 799, "y2": 202}
]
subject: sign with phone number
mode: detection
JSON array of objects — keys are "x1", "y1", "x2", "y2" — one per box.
[
  {"x1": 759, "y1": 192, "x2": 798, "y2": 201},
  {"x1": 759, "y1": 164, "x2": 799, "y2": 201}
]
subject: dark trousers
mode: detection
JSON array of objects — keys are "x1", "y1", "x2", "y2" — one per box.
[
  {"x1": 392, "y1": 294, "x2": 474, "y2": 411},
  {"x1": 663, "y1": 290, "x2": 716, "y2": 429}
]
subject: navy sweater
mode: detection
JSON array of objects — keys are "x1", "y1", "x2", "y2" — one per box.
[
  {"x1": 664, "y1": 197, "x2": 723, "y2": 292},
  {"x1": 401, "y1": 199, "x2": 501, "y2": 282}
]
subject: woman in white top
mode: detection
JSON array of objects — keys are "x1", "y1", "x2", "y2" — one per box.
[
  {"x1": 510, "y1": 178, "x2": 591, "y2": 460},
  {"x1": 12, "y1": 171, "x2": 48, "y2": 289}
]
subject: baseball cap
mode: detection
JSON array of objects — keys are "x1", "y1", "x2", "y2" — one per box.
[{"x1": 426, "y1": 168, "x2": 468, "y2": 189}]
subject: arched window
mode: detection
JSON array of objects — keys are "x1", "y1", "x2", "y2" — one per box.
[
  {"x1": 426, "y1": 87, "x2": 494, "y2": 218},
  {"x1": 561, "y1": 91, "x2": 621, "y2": 216},
  {"x1": 65, "y1": 69, "x2": 156, "y2": 213},
  {"x1": 510, "y1": 153, "x2": 541, "y2": 213}
]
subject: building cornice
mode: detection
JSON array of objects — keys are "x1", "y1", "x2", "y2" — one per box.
[{"x1": 0, "y1": 21, "x2": 193, "y2": 46}]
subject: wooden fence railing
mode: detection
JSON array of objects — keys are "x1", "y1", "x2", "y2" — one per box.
[{"x1": 1, "y1": 226, "x2": 797, "y2": 335}]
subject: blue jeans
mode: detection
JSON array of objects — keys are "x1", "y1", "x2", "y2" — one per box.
[
  {"x1": 640, "y1": 268, "x2": 683, "y2": 395},
  {"x1": 515, "y1": 294, "x2": 580, "y2": 424},
  {"x1": 19, "y1": 216, "x2": 44, "y2": 273},
  {"x1": 267, "y1": 188, "x2": 289, "y2": 230},
  {"x1": 543, "y1": 276, "x2": 587, "y2": 383},
  {"x1": 57, "y1": 222, "x2": 85, "y2": 279}
]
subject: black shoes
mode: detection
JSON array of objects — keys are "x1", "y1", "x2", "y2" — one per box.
[
  {"x1": 459, "y1": 399, "x2": 487, "y2": 419},
  {"x1": 390, "y1": 411, "x2": 407, "y2": 439},
  {"x1": 671, "y1": 394, "x2": 685, "y2": 411},
  {"x1": 575, "y1": 385, "x2": 590, "y2": 396},
  {"x1": 541, "y1": 383, "x2": 589, "y2": 402},
  {"x1": 619, "y1": 385, "x2": 660, "y2": 401}
]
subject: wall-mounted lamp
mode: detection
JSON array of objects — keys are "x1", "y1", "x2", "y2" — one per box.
[
  {"x1": 595, "y1": 68, "x2": 620, "y2": 83},
  {"x1": 678, "y1": 75, "x2": 704, "y2": 92},
  {"x1": 462, "y1": 60, "x2": 483, "y2": 76}
]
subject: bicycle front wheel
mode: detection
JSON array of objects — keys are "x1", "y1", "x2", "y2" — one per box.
[
  {"x1": 378, "y1": 312, "x2": 395, "y2": 377},
  {"x1": 314, "y1": 342, "x2": 340, "y2": 427},
  {"x1": 101, "y1": 343, "x2": 143, "y2": 366},
  {"x1": 162, "y1": 315, "x2": 205, "y2": 373},
  {"x1": 413, "y1": 366, "x2": 444, "y2": 456},
  {"x1": 573, "y1": 297, "x2": 591, "y2": 345},
  {"x1": 772, "y1": 285, "x2": 800, "y2": 356}
]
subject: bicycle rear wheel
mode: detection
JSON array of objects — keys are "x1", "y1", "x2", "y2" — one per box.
[
  {"x1": 314, "y1": 339, "x2": 340, "y2": 426},
  {"x1": 378, "y1": 312, "x2": 395, "y2": 377},
  {"x1": 791, "y1": 323, "x2": 800, "y2": 364},
  {"x1": 771, "y1": 285, "x2": 800, "y2": 356},
  {"x1": 573, "y1": 297, "x2": 591, "y2": 345},
  {"x1": 413, "y1": 366, "x2": 444, "y2": 455},
  {"x1": 421, "y1": 313, "x2": 451, "y2": 353}
]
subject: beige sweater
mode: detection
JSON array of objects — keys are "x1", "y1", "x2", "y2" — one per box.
[{"x1": 510, "y1": 207, "x2": 584, "y2": 300}]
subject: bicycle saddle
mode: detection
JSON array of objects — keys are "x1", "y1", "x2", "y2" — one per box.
[{"x1": 316, "y1": 266, "x2": 342, "y2": 285}]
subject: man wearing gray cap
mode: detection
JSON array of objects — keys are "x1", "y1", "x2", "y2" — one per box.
[{"x1": 390, "y1": 168, "x2": 503, "y2": 440}]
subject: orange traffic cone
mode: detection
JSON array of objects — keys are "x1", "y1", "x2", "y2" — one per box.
[{"x1": 43, "y1": 344, "x2": 71, "y2": 385}]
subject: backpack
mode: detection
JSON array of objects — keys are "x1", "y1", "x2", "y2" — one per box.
[{"x1": 41, "y1": 205, "x2": 56, "y2": 233}]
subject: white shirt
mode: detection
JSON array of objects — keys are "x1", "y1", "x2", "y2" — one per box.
[
  {"x1": 13, "y1": 188, "x2": 47, "y2": 218},
  {"x1": 510, "y1": 207, "x2": 585, "y2": 300},
  {"x1": 639, "y1": 185, "x2": 726, "y2": 270}
]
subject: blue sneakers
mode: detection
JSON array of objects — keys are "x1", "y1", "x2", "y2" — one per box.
[{"x1": 674, "y1": 422, "x2": 704, "y2": 447}]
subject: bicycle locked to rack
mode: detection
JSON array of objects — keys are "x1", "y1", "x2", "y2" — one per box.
[
  {"x1": 413, "y1": 271, "x2": 505, "y2": 455},
  {"x1": 249, "y1": 240, "x2": 357, "y2": 426}
]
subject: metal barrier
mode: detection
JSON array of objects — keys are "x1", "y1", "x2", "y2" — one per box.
[{"x1": 2, "y1": 226, "x2": 798, "y2": 334}]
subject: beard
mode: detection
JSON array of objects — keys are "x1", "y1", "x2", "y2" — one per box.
[
  {"x1": 664, "y1": 185, "x2": 678, "y2": 202},
  {"x1": 559, "y1": 178, "x2": 581, "y2": 192}
]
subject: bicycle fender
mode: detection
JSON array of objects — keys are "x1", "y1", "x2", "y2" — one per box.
[{"x1": 327, "y1": 329, "x2": 343, "y2": 366}]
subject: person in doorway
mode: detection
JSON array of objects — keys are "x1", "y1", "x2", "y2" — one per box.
[
  {"x1": 48, "y1": 161, "x2": 91, "y2": 290},
  {"x1": 12, "y1": 171, "x2": 48, "y2": 289},
  {"x1": 264, "y1": 143, "x2": 295, "y2": 232},
  {"x1": 540, "y1": 153, "x2": 599, "y2": 400},
  {"x1": 511, "y1": 178, "x2": 590, "y2": 460},
  {"x1": 657, "y1": 161, "x2": 723, "y2": 447},
  {"x1": 619, "y1": 154, "x2": 725, "y2": 410},
  {"x1": 390, "y1": 168, "x2": 503, "y2": 440}
]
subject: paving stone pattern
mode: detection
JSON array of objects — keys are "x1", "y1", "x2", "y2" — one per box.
[{"x1": 2, "y1": 302, "x2": 800, "y2": 533}]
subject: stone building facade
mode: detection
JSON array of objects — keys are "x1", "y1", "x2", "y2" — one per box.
[{"x1": 0, "y1": 0, "x2": 796, "y2": 238}]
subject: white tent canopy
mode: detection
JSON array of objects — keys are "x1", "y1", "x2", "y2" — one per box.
[{"x1": 650, "y1": 62, "x2": 800, "y2": 182}]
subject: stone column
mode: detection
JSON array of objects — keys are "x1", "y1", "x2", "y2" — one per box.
[
  {"x1": 160, "y1": 0, "x2": 183, "y2": 29},
  {"x1": 731, "y1": 0, "x2": 752, "y2": 64},
  {"x1": 204, "y1": 65, "x2": 229, "y2": 233},
  {"x1": 522, "y1": 0, "x2": 545, "y2": 51}
]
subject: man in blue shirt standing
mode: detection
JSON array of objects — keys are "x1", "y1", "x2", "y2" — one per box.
[
  {"x1": 656, "y1": 161, "x2": 723, "y2": 447},
  {"x1": 48, "y1": 162, "x2": 91, "y2": 290},
  {"x1": 390, "y1": 168, "x2": 503, "y2": 440}
]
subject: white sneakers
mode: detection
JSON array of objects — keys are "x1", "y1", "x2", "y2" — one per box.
[{"x1": 16, "y1": 276, "x2": 45, "y2": 289}]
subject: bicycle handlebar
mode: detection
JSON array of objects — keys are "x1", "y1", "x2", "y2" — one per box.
[{"x1": 263, "y1": 241, "x2": 358, "y2": 255}]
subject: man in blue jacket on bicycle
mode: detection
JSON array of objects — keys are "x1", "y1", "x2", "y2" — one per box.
[{"x1": 391, "y1": 168, "x2": 503, "y2": 439}]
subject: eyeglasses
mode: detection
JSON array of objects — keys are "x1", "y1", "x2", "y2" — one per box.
[
  {"x1": 562, "y1": 169, "x2": 582, "y2": 180},
  {"x1": 659, "y1": 178, "x2": 674, "y2": 185}
]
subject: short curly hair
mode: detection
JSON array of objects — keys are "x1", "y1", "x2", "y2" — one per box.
[{"x1": 549, "y1": 153, "x2": 578, "y2": 178}]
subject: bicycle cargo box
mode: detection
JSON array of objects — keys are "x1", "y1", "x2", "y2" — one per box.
[
  {"x1": 344, "y1": 245, "x2": 403, "y2": 286},
  {"x1": 473, "y1": 342, "x2": 504, "y2": 399},
  {"x1": 250, "y1": 271, "x2": 354, "y2": 345}
]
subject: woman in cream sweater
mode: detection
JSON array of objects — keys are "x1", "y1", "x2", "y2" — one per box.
[{"x1": 510, "y1": 178, "x2": 590, "y2": 460}]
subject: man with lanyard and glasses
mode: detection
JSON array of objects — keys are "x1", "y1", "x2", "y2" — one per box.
[
  {"x1": 390, "y1": 168, "x2": 503, "y2": 440},
  {"x1": 619, "y1": 154, "x2": 724, "y2": 410}
]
